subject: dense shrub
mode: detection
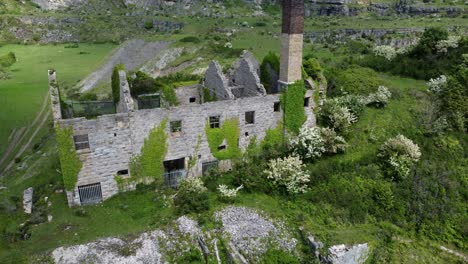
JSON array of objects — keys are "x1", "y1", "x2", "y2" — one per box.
[
  {"x1": 129, "y1": 71, "x2": 163, "y2": 97},
  {"x1": 174, "y1": 177, "x2": 210, "y2": 214},
  {"x1": 378, "y1": 135, "x2": 421, "y2": 181},
  {"x1": 302, "y1": 57, "x2": 322, "y2": 79},
  {"x1": 325, "y1": 66, "x2": 383, "y2": 96},
  {"x1": 319, "y1": 127, "x2": 348, "y2": 154}
]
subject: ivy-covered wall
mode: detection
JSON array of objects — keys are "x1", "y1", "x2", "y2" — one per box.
[
  {"x1": 281, "y1": 80, "x2": 306, "y2": 134},
  {"x1": 130, "y1": 119, "x2": 168, "y2": 185},
  {"x1": 55, "y1": 125, "x2": 82, "y2": 191},
  {"x1": 206, "y1": 118, "x2": 242, "y2": 160}
]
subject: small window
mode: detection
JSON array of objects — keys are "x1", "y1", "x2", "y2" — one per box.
[
  {"x1": 304, "y1": 97, "x2": 310, "y2": 107},
  {"x1": 117, "y1": 169, "x2": 129, "y2": 175},
  {"x1": 189, "y1": 97, "x2": 196, "y2": 103},
  {"x1": 170, "y1": 120, "x2": 182, "y2": 133},
  {"x1": 209, "y1": 116, "x2": 220, "y2": 129},
  {"x1": 274, "y1": 102, "x2": 281, "y2": 112},
  {"x1": 74, "y1": 134, "x2": 90, "y2": 150},
  {"x1": 245, "y1": 132, "x2": 249, "y2": 137},
  {"x1": 218, "y1": 145, "x2": 226, "y2": 151},
  {"x1": 245, "y1": 111, "x2": 255, "y2": 124},
  {"x1": 114, "y1": 133, "x2": 117, "y2": 137}
]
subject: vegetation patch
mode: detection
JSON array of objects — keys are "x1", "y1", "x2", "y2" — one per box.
[
  {"x1": 205, "y1": 118, "x2": 242, "y2": 160},
  {"x1": 281, "y1": 80, "x2": 306, "y2": 134},
  {"x1": 55, "y1": 125, "x2": 82, "y2": 191}
]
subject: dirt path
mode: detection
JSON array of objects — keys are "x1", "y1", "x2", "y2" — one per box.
[
  {"x1": 0, "y1": 94, "x2": 50, "y2": 177},
  {"x1": 78, "y1": 39, "x2": 170, "y2": 92}
]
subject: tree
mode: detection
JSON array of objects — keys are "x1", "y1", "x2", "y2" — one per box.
[{"x1": 111, "y1": 64, "x2": 125, "y2": 104}]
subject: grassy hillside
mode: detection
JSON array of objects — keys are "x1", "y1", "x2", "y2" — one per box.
[{"x1": 0, "y1": 44, "x2": 116, "y2": 161}]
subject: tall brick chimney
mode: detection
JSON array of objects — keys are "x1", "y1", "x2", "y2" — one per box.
[{"x1": 279, "y1": 0, "x2": 304, "y2": 88}]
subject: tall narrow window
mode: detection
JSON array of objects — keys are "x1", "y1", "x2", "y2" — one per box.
[
  {"x1": 209, "y1": 116, "x2": 220, "y2": 128},
  {"x1": 245, "y1": 111, "x2": 255, "y2": 124},
  {"x1": 274, "y1": 102, "x2": 281, "y2": 112},
  {"x1": 73, "y1": 134, "x2": 90, "y2": 150},
  {"x1": 304, "y1": 97, "x2": 310, "y2": 107}
]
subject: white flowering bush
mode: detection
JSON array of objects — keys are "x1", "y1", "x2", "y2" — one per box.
[
  {"x1": 180, "y1": 177, "x2": 207, "y2": 193},
  {"x1": 224, "y1": 42, "x2": 233, "y2": 49},
  {"x1": 436, "y1": 36, "x2": 461, "y2": 53},
  {"x1": 378, "y1": 135, "x2": 421, "y2": 181},
  {"x1": 319, "y1": 127, "x2": 348, "y2": 154},
  {"x1": 319, "y1": 99, "x2": 357, "y2": 133},
  {"x1": 373, "y1": 45, "x2": 397, "y2": 61},
  {"x1": 291, "y1": 126, "x2": 326, "y2": 160},
  {"x1": 264, "y1": 156, "x2": 311, "y2": 194},
  {"x1": 291, "y1": 126, "x2": 348, "y2": 159},
  {"x1": 426, "y1": 75, "x2": 447, "y2": 94},
  {"x1": 363, "y1": 86, "x2": 392, "y2": 107},
  {"x1": 218, "y1": 184, "x2": 243, "y2": 198}
]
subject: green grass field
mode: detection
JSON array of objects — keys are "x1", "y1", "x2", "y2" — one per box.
[{"x1": 0, "y1": 44, "x2": 117, "y2": 158}]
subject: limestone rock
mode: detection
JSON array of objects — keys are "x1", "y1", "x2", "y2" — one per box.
[
  {"x1": 325, "y1": 243, "x2": 370, "y2": 264},
  {"x1": 23, "y1": 187, "x2": 33, "y2": 214}
]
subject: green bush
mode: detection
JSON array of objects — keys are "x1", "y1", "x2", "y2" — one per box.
[
  {"x1": 326, "y1": 66, "x2": 383, "y2": 96},
  {"x1": 260, "y1": 52, "x2": 280, "y2": 93},
  {"x1": 303, "y1": 57, "x2": 322, "y2": 80},
  {"x1": 0, "y1": 52, "x2": 16, "y2": 68},
  {"x1": 129, "y1": 71, "x2": 163, "y2": 97},
  {"x1": 111, "y1": 64, "x2": 124, "y2": 104},
  {"x1": 161, "y1": 85, "x2": 179, "y2": 107},
  {"x1": 179, "y1": 36, "x2": 201, "y2": 43},
  {"x1": 144, "y1": 21, "x2": 154, "y2": 30}
]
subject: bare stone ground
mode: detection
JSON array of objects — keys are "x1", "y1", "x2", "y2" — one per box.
[{"x1": 78, "y1": 39, "x2": 170, "y2": 92}]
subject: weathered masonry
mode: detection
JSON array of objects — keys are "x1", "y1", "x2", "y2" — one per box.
[{"x1": 49, "y1": 52, "x2": 316, "y2": 206}]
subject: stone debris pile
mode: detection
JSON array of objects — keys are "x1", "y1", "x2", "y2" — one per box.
[
  {"x1": 176, "y1": 216, "x2": 202, "y2": 238},
  {"x1": 52, "y1": 230, "x2": 166, "y2": 264},
  {"x1": 215, "y1": 206, "x2": 297, "y2": 257}
]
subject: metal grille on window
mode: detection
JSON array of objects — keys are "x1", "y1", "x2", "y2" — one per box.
[
  {"x1": 202, "y1": 160, "x2": 219, "y2": 176},
  {"x1": 78, "y1": 183, "x2": 103, "y2": 205},
  {"x1": 164, "y1": 170, "x2": 186, "y2": 188},
  {"x1": 73, "y1": 134, "x2": 90, "y2": 150}
]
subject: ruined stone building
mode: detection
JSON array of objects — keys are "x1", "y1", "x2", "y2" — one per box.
[{"x1": 50, "y1": 0, "x2": 310, "y2": 207}]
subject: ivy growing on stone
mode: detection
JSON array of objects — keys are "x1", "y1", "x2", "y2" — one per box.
[
  {"x1": 125, "y1": 119, "x2": 168, "y2": 187},
  {"x1": 55, "y1": 124, "x2": 82, "y2": 191},
  {"x1": 205, "y1": 118, "x2": 241, "y2": 160},
  {"x1": 111, "y1": 64, "x2": 125, "y2": 105},
  {"x1": 281, "y1": 80, "x2": 306, "y2": 134}
]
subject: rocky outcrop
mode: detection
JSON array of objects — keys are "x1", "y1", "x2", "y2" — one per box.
[
  {"x1": 32, "y1": 0, "x2": 85, "y2": 10},
  {"x1": 305, "y1": 28, "x2": 424, "y2": 48},
  {"x1": 324, "y1": 244, "x2": 370, "y2": 264}
]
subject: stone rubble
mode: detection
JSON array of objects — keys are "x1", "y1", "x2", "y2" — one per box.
[
  {"x1": 176, "y1": 216, "x2": 202, "y2": 238},
  {"x1": 324, "y1": 243, "x2": 370, "y2": 264},
  {"x1": 52, "y1": 230, "x2": 167, "y2": 264},
  {"x1": 215, "y1": 206, "x2": 297, "y2": 257}
]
